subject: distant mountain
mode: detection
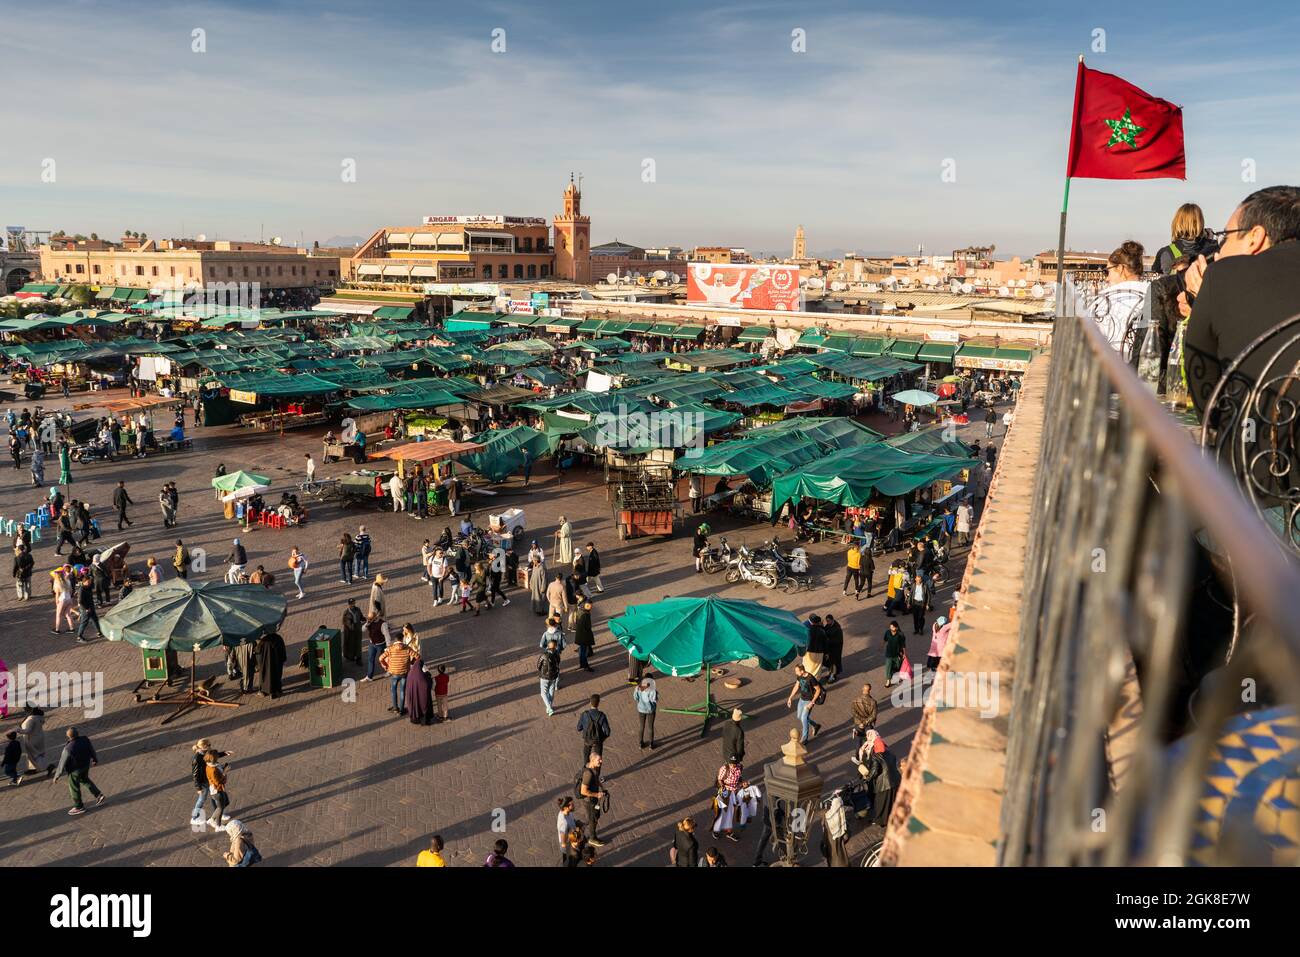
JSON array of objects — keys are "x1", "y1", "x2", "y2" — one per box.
[{"x1": 317, "y1": 235, "x2": 366, "y2": 248}]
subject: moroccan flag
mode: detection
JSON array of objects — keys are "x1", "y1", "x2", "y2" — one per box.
[{"x1": 1065, "y1": 62, "x2": 1185, "y2": 180}]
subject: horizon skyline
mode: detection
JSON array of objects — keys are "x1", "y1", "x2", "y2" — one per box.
[{"x1": 5, "y1": 0, "x2": 1297, "y2": 260}]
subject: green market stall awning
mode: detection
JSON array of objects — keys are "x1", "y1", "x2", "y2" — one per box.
[
  {"x1": 576, "y1": 318, "x2": 604, "y2": 333},
  {"x1": 373, "y1": 305, "x2": 415, "y2": 320},
  {"x1": 676, "y1": 430, "x2": 828, "y2": 485},
  {"x1": 737, "y1": 326, "x2": 772, "y2": 343},
  {"x1": 795, "y1": 329, "x2": 827, "y2": 348},
  {"x1": 670, "y1": 324, "x2": 705, "y2": 340},
  {"x1": 459, "y1": 425, "x2": 553, "y2": 482},
  {"x1": 885, "y1": 426, "x2": 976, "y2": 459},
  {"x1": 623, "y1": 320, "x2": 653, "y2": 334},
  {"x1": 821, "y1": 333, "x2": 859, "y2": 353},
  {"x1": 102, "y1": 580, "x2": 286, "y2": 651},
  {"x1": 647, "y1": 322, "x2": 679, "y2": 336},
  {"x1": 781, "y1": 375, "x2": 861, "y2": 400},
  {"x1": 19, "y1": 283, "x2": 56, "y2": 295},
  {"x1": 576, "y1": 401, "x2": 741, "y2": 453},
  {"x1": 720, "y1": 383, "x2": 803, "y2": 408},
  {"x1": 518, "y1": 366, "x2": 569, "y2": 387},
  {"x1": 597, "y1": 319, "x2": 631, "y2": 335},
  {"x1": 769, "y1": 444, "x2": 974, "y2": 516}
]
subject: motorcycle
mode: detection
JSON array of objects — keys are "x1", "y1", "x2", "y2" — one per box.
[
  {"x1": 701, "y1": 537, "x2": 734, "y2": 574},
  {"x1": 70, "y1": 440, "x2": 117, "y2": 464},
  {"x1": 752, "y1": 538, "x2": 813, "y2": 593},
  {"x1": 724, "y1": 545, "x2": 777, "y2": 589}
]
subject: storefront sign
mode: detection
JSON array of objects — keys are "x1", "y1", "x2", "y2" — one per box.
[
  {"x1": 229, "y1": 389, "x2": 258, "y2": 405},
  {"x1": 954, "y1": 355, "x2": 1029, "y2": 372}
]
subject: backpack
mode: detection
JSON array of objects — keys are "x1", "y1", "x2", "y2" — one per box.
[{"x1": 581, "y1": 710, "x2": 604, "y2": 745}]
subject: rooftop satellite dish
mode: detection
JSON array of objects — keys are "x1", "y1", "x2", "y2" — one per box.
[
  {"x1": 605, "y1": 273, "x2": 619, "y2": 284},
  {"x1": 924, "y1": 276, "x2": 938, "y2": 286},
  {"x1": 197, "y1": 233, "x2": 207, "y2": 241},
  {"x1": 829, "y1": 280, "x2": 846, "y2": 292},
  {"x1": 652, "y1": 269, "x2": 667, "y2": 281},
  {"x1": 961, "y1": 282, "x2": 974, "y2": 294},
  {"x1": 271, "y1": 236, "x2": 282, "y2": 246},
  {"x1": 998, "y1": 286, "x2": 1011, "y2": 297},
  {"x1": 1031, "y1": 284, "x2": 1045, "y2": 298}
]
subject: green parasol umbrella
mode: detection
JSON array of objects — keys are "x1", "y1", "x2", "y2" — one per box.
[
  {"x1": 609, "y1": 596, "x2": 805, "y2": 734},
  {"x1": 102, "y1": 580, "x2": 287, "y2": 724},
  {"x1": 212, "y1": 470, "x2": 271, "y2": 492},
  {"x1": 890, "y1": 389, "x2": 940, "y2": 406}
]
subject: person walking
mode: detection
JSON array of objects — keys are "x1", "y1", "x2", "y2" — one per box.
[
  {"x1": 338, "y1": 534, "x2": 355, "y2": 584},
  {"x1": 577, "y1": 694, "x2": 611, "y2": 764},
  {"x1": 538, "y1": 638, "x2": 561, "y2": 716},
  {"x1": 203, "y1": 748, "x2": 231, "y2": 829},
  {"x1": 910, "y1": 570, "x2": 929, "y2": 636},
  {"x1": 851, "y1": 683, "x2": 878, "y2": 737},
  {"x1": 112, "y1": 480, "x2": 132, "y2": 529},
  {"x1": 546, "y1": 570, "x2": 569, "y2": 625},
  {"x1": 30, "y1": 446, "x2": 44, "y2": 487},
  {"x1": 429, "y1": 547, "x2": 450, "y2": 605},
  {"x1": 582, "y1": 543, "x2": 604, "y2": 594},
  {"x1": 53, "y1": 727, "x2": 105, "y2": 816},
  {"x1": 555, "y1": 516, "x2": 573, "y2": 565},
  {"x1": 51, "y1": 566, "x2": 76, "y2": 635},
  {"x1": 388, "y1": 472, "x2": 404, "y2": 513},
  {"x1": 785, "y1": 664, "x2": 823, "y2": 743},
  {"x1": 53, "y1": 509, "x2": 76, "y2": 556},
  {"x1": 670, "y1": 817, "x2": 699, "y2": 867},
  {"x1": 304, "y1": 453, "x2": 316, "y2": 487},
  {"x1": 74, "y1": 573, "x2": 102, "y2": 643},
  {"x1": 225, "y1": 539, "x2": 248, "y2": 583},
  {"x1": 58, "y1": 440, "x2": 72, "y2": 486},
  {"x1": 633, "y1": 677, "x2": 657, "y2": 749},
  {"x1": 573, "y1": 599, "x2": 595, "y2": 672},
  {"x1": 955, "y1": 500, "x2": 973, "y2": 546},
  {"x1": 722, "y1": 708, "x2": 745, "y2": 763},
  {"x1": 433, "y1": 664, "x2": 450, "y2": 722},
  {"x1": 527, "y1": 558, "x2": 547, "y2": 615},
  {"x1": 823, "y1": 613, "x2": 845, "y2": 684},
  {"x1": 12, "y1": 543, "x2": 33, "y2": 601},
  {"x1": 578, "y1": 753, "x2": 607, "y2": 847},
  {"x1": 928, "y1": 616, "x2": 952, "y2": 671},
  {"x1": 883, "y1": 621, "x2": 907, "y2": 686},
  {"x1": 984, "y1": 404, "x2": 997, "y2": 438},
  {"x1": 288, "y1": 546, "x2": 308, "y2": 599},
  {"x1": 17, "y1": 707, "x2": 53, "y2": 779},
  {"x1": 190, "y1": 738, "x2": 230, "y2": 827},
  {"x1": 354, "y1": 525, "x2": 372, "y2": 579},
  {"x1": 159, "y1": 486, "x2": 174, "y2": 528},
  {"x1": 488, "y1": 543, "x2": 509, "y2": 607},
  {"x1": 842, "y1": 543, "x2": 864, "y2": 598},
  {"x1": 173, "y1": 540, "x2": 190, "y2": 580},
  {"x1": 361, "y1": 613, "x2": 391, "y2": 682},
  {"x1": 379, "y1": 639, "x2": 413, "y2": 712}
]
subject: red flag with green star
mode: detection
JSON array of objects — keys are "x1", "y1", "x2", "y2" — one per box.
[{"x1": 1065, "y1": 62, "x2": 1185, "y2": 180}]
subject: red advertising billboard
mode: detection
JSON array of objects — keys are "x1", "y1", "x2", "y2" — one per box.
[{"x1": 686, "y1": 263, "x2": 802, "y2": 311}]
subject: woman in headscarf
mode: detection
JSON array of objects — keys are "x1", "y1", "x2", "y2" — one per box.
[
  {"x1": 30, "y1": 446, "x2": 44, "y2": 487},
  {"x1": 527, "y1": 558, "x2": 547, "y2": 616},
  {"x1": 18, "y1": 706, "x2": 53, "y2": 778},
  {"x1": 58, "y1": 441, "x2": 72, "y2": 486},
  {"x1": 527, "y1": 540, "x2": 545, "y2": 570},
  {"x1": 341, "y1": 597, "x2": 364, "y2": 665},
  {"x1": 927, "y1": 616, "x2": 951, "y2": 671},
  {"x1": 404, "y1": 649, "x2": 434, "y2": 725},
  {"x1": 222, "y1": 820, "x2": 262, "y2": 867},
  {"x1": 856, "y1": 732, "x2": 901, "y2": 826},
  {"x1": 555, "y1": 516, "x2": 573, "y2": 565}
]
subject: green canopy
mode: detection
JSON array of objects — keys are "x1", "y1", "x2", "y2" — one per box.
[
  {"x1": 610, "y1": 596, "x2": 805, "y2": 676},
  {"x1": 211, "y1": 470, "x2": 270, "y2": 492},
  {"x1": 101, "y1": 580, "x2": 287, "y2": 651},
  {"x1": 609, "y1": 596, "x2": 806, "y2": 730},
  {"x1": 769, "y1": 444, "x2": 973, "y2": 516},
  {"x1": 885, "y1": 426, "x2": 976, "y2": 459},
  {"x1": 459, "y1": 425, "x2": 552, "y2": 482}
]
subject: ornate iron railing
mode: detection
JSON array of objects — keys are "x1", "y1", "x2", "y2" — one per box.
[{"x1": 999, "y1": 312, "x2": 1300, "y2": 866}]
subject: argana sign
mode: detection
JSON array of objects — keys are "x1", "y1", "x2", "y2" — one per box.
[
  {"x1": 686, "y1": 263, "x2": 802, "y2": 311},
  {"x1": 422, "y1": 215, "x2": 547, "y2": 226}
]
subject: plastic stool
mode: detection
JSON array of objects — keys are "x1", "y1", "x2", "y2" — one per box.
[
  {"x1": 29, "y1": 525, "x2": 40, "y2": 541},
  {"x1": 25, "y1": 512, "x2": 35, "y2": 527}
]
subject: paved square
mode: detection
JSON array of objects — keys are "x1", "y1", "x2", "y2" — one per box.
[{"x1": 0, "y1": 391, "x2": 978, "y2": 867}]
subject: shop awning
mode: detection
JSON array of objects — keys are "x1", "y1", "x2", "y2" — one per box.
[
  {"x1": 849, "y1": 337, "x2": 887, "y2": 357},
  {"x1": 917, "y1": 342, "x2": 956, "y2": 362},
  {"x1": 671, "y1": 324, "x2": 705, "y2": 339},
  {"x1": 375, "y1": 438, "x2": 486, "y2": 465},
  {"x1": 821, "y1": 333, "x2": 858, "y2": 353},
  {"x1": 598, "y1": 319, "x2": 631, "y2": 334},
  {"x1": 737, "y1": 326, "x2": 771, "y2": 343},
  {"x1": 577, "y1": 318, "x2": 604, "y2": 333},
  {"x1": 373, "y1": 305, "x2": 414, "y2": 320},
  {"x1": 885, "y1": 338, "x2": 924, "y2": 360},
  {"x1": 647, "y1": 322, "x2": 678, "y2": 335},
  {"x1": 795, "y1": 329, "x2": 827, "y2": 348},
  {"x1": 623, "y1": 321, "x2": 653, "y2": 333}
]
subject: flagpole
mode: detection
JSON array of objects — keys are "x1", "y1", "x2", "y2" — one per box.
[{"x1": 1057, "y1": 54, "x2": 1085, "y2": 315}]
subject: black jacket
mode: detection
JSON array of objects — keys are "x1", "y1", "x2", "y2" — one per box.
[
  {"x1": 1185, "y1": 242, "x2": 1300, "y2": 417},
  {"x1": 722, "y1": 720, "x2": 745, "y2": 762},
  {"x1": 584, "y1": 549, "x2": 601, "y2": 576},
  {"x1": 112, "y1": 487, "x2": 132, "y2": 509},
  {"x1": 191, "y1": 749, "x2": 230, "y2": 788},
  {"x1": 1154, "y1": 232, "x2": 1218, "y2": 275}
]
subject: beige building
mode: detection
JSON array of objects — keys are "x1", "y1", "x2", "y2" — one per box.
[{"x1": 38, "y1": 240, "x2": 341, "y2": 290}]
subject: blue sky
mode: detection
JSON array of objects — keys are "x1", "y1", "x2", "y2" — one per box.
[{"x1": 4, "y1": 0, "x2": 1298, "y2": 257}]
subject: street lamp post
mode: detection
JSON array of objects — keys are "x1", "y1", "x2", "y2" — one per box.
[{"x1": 763, "y1": 729, "x2": 824, "y2": 867}]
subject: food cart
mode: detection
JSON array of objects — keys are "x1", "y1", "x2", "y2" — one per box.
[{"x1": 611, "y1": 478, "x2": 678, "y2": 540}]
